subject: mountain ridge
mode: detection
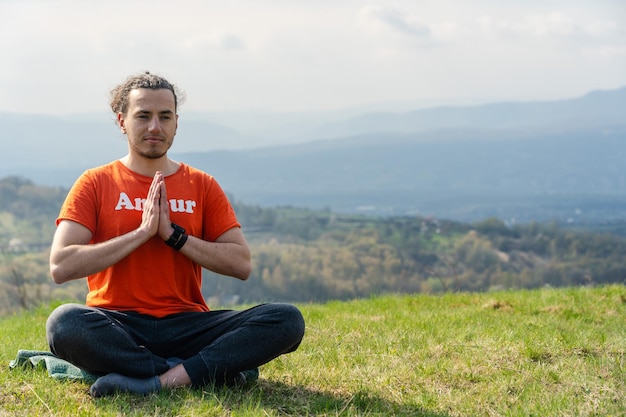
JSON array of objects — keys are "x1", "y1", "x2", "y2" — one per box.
[
  {"x1": 174, "y1": 123, "x2": 626, "y2": 221},
  {"x1": 2, "y1": 86, "x2": 624, "y2": 223}
]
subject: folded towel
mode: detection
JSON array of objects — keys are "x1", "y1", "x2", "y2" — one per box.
[{"x1": 9, "y1": 349, "x2": 99, "y2": 383}]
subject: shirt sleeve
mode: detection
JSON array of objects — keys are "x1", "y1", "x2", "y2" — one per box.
[
  {"x1": 202, "y1": 175, "x2": 241, "y2": 242},
  {"x1": 56, "y1": 169, "x2": 99, "y2": 236}
]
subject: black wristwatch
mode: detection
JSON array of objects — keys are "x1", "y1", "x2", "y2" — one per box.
[{"x1": 165, "y1": 223, "x2": 188, "y2": 250}]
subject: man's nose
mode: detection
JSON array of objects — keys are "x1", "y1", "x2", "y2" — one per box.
[{"x1": 148, "y1": 116, "x2": 161, "y2": 132}]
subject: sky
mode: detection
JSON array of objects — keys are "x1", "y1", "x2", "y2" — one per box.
[{"x1": 0, "y1": 0, "x2": 625, "y2": 115}]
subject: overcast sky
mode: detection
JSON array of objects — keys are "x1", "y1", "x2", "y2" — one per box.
[{"x1": 1, "y1": 0, "x2": 625, "y2": 115}]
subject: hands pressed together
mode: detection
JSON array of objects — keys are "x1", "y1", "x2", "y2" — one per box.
[{"x1": 142, "y1": 171, "x2": 175, "y2": 241}]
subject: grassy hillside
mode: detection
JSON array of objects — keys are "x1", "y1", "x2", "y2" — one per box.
[{"x1": 1, "y1": 286, "x2": 624, "y2": 416}]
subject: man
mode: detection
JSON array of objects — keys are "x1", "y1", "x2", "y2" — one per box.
[{"x1": 46, "y1": 72, "x2": 305, "y2": 397}]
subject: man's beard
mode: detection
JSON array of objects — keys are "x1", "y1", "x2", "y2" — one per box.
[
  {"x1": 130, "y1": 139, "x2": 172, "y2": 159},
  {"x1": 139, "y1": 149, "x2": 168, "y2": 159}
]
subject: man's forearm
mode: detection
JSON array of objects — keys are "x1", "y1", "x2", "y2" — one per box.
[
  {"x1": 178, "y1": 234, "x2": 251, "y2": 281},
  {"x1": 50, "y1": 228, "x2": 152, "y2": 284}
]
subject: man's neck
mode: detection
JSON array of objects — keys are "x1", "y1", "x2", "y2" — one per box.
[{"x1": 119, "y1": 154, "x2": 179, "y2": 177}]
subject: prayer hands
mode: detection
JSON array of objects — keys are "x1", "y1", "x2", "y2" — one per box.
[{"x1": 142, "y1": 171, "x2": 174, "y2": 240}]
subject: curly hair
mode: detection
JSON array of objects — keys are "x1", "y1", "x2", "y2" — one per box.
[{"x1": 109, "y1": 71, "x2": 185, "y2": 120}]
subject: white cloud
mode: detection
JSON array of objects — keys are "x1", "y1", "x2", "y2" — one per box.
[
  {"x1": 583, "y1": 45, "x2": 626, "y2": 59},
  {"x1": 478, "y1": 10, "x2": 622, "y2": 42},
  {"x1": 359, "y1": 3, "x2": 431, "y2": 39},
  {"x1": 183, "y1": 33, "x2": 246, "y2": 52}
]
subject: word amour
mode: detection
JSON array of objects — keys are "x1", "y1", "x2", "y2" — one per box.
[{"x1": 115, "y1": 192, "x2": 196, "y2": 213}]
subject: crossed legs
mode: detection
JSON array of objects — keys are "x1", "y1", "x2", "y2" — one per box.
[{"x1": 46, "y1": 303, "x2": 305, "y2": 396}]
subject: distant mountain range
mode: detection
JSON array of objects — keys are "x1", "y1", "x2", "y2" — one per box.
[{"x1": 2, "y1": 87, "x2": 625, "y2": 224}]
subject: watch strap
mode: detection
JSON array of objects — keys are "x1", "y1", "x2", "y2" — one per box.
[{"x1": 165, "y1": 223, "x2": 187, "y2": 250}]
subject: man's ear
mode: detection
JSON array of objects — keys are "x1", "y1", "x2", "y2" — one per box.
[{"x1": 117, "y1": 112, "x2": 127, "y2": 134}]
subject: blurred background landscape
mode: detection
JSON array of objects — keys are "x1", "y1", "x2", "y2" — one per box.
[
  {"x1": 2, "y1": 85, "x2": 625, "y2": 223},
  {"x1": 2, "y1": 86, "x2": 626, "y2": 313}
]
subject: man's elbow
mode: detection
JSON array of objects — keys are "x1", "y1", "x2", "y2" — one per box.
[
  {"x1": 236, "y1": 261, "x2": 252, "y2": 281},
  {"x1": 50, "y1": 263, "x2": 71, "y2": 284}
]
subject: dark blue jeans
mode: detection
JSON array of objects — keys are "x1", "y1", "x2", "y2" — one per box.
[{"x1": 46, "y1": 303, "x2": 305, "y2": 387}]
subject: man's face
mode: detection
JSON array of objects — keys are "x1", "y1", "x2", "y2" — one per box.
[{"x1": 118, "y1": 88, "x2": 178, "y2": 159}]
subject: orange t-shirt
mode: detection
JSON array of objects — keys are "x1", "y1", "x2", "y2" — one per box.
[{"x1": 57, "y1": 160, "x2": 241, "y2": 318}]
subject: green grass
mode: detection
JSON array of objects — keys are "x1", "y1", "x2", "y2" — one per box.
[{"x1": 1, "y1": 286, "x2": 625, "y2": 416}]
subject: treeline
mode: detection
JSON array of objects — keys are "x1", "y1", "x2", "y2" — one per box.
[
  {"x1": 204, "y1": 212, "x2": 626, "y2": 304},
  {"x1": 1, "y1": 176, "x2": 626, "y2": 314}
]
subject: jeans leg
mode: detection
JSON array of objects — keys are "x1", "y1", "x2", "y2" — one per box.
[
  {"x1": 182, "y1": 303, "x2": 305, "y2": 386},
  {"x1": 46, "y1": 303, "x2": 169, "y2": 377}
]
